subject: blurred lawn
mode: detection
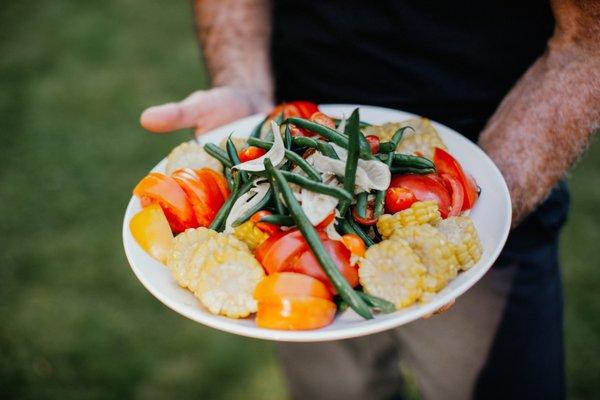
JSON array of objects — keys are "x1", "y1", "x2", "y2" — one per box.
[{"x1": 1, "y1": 1, "x2": 598, "y2": 399}]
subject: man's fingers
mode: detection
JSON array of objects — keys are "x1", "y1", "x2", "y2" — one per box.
[
  {"x1": 140, "y1": 91, "x2": 208, "y2": 133},
  {"x1": 423, "y1": 299, "x2": 456, "y2": 319}
]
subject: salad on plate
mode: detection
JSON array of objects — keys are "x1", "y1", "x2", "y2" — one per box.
[{"x1": 129, "y1": 101, "x2": 483, "y2": 331}]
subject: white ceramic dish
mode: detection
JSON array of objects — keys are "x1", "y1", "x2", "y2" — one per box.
[{"x1": 122, "y1": 104, "x2": 511, "y2": 342}]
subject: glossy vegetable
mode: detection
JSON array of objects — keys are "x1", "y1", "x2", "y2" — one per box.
[
  {"x1": 341, "y1": 233, "x2": 366, "y2": 257},
  {"x1": 254, "y1": 272, "x2": 332, "y2": 302},
  {"x1": 280, "y1": 171, "x2": 352, "y2": 202},
  {"x1": 309, "y1": 111, "x2": 336, "y2": 129},
  {"x1": 440, "y1": 173, "x2": 464, "y2": 217},
  {"x1": 203, "y1": 143, "x2": 233, "y2": 169},
  {"x1": 365, "y1": 135, "x2": 380, "y2": 154},
  {"x1": 291, "y1": 239, "x2": 358, "y2": 294},
  {"x1": 433, "y1": 147, "x2": 478, "y2": 210},
  {"x1": 256, "y1": 296, "x2": 336, "y2": 330},
  {"x1": 133, "y1": 172, "x2": 197, "y2": 233},
  {"x1": 338, "y1": 109, "x2": 361, "y2": 216},
  {"x1": 259, "y1": 214, "x2": 295, "y2": 227},
  {"x1": 250, "y1": 210, "x2": 280, "y2": 235},
  {"x1": 172, "y1": 168, "x2": 225, "y2": 227},
  {"x1": 238, "y1": 145, "x2": 267, "y2": 163},
  {"x1": 389, "y1": 174, "x2": 452, "y2": 218},
  {"x1": 209, "y1": 179, "x2": 254, "y2": 231},
  {"x1": 198, "y1": 168, "x2": 230, "y2": 201},
  {"x1": 264, "y1": 158, "x2": 372, "y2": 319},
  {"x1": 260, "y1": 229, "x2": 309, "y2": 274},
  {"x1": 385, "y1": 187, "x2": 417, "y2": 214},
  {"x1": 129, "y1": 203, "x2": 174, "y2": 263}
]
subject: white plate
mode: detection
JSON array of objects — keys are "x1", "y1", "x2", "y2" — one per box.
[{"x1": 123, "y1": 104, "x2": 511, "y2": 342}]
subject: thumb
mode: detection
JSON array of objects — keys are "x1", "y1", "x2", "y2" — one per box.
[{"x1": 140, "y1": 91, "x2": 208, "y2": 133}]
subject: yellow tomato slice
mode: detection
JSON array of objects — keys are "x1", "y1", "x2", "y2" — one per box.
[{"x1": 129, "y1": 203, "x2": 174, "y2": 263}]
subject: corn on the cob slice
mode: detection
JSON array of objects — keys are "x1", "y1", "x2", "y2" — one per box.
[
  {"x1": 362, "y1": 118, "x2": 447, "y2": 159},
  {"x1": 166, "y1": 141, "x2": 223, "y2": 175},
  {"x1": 218, "y1": 136, "x2": 248, "y2": 151},
  {"x1": 435, "y1": 216, "x2": 483, "y2": 270},
  {"x1": 395, "y1": 118, "x2": 447, "y2": 159},
  {"x1": 391, "y1": 224, "x2": 459, "y2": 292},
  {"x1": 167, "y1": 228, "x2": 247, "y2": 289},
  {"x1": 192, "y1": 246, "x2": 265, "y2": 318},
  {"x1": 233, "y1": 220, "x2": 269, "y2": 250},
  {"x1": 377, "y1": 200, "x2": 441, "y2": 238},
  {"x1": 359, "y1": 239, "x2": 426, "y2": 309}
]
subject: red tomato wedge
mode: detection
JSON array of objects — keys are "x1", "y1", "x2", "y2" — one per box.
[
  {"x1": 255, "y1": 230, "x2": 287, "y2": 265},
  {"x1": 389, "y1": 174, "x2": 452, "y2": 218},
  {"x1": 291, "y1": 239, "x2": 358, "y2": 294},
  {"x1": 172, "y1": 168, "x2": 225, "y2": 228},
  {"x1": 433, "y1": 147, "x2": 478, "y2": 210},
  {"x1": 440, "y1": 173, "x2": 464, "y2": 217},
  {"x1": 261, "y1": 230, "x2": 310, "y2": 274},
  {"x1": 385, "y1": 187, "x2": 417, "y2": 214},
  {"x1": 133, "y1": 172, "x2": 197, "y2": 233},
  {"x1": 197, "y1": 168, "x2": 230, "y2": 201}
]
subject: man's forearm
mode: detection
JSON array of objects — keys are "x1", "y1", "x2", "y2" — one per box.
[
  {"x1": 479, "y1": 0, "x2": 600, "y2": 225},
  {"x1": 194, "y1": 0, "x2": 273, "y2": 103}
]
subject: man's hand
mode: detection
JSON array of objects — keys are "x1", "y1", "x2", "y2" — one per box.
[
  {"x1": 141, "y1": 0, "x2": 273, "y2": 136},
  {"x1": 140, "y1": 86, "x2": 272, "y2": 136}
]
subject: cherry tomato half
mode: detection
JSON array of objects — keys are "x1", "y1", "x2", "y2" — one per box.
[
  {"x1": 384, "y1": 187, "x2": 417, "y2": 214},
  {"x1": 341, "y1": 234, "x2": 366, "y2": 257},
  {"x1": 365, "y1": 135, "x2": 380, "y2": 155},
  {"x1": 250, "y1": 210, "x2": 280, "y2": 235},
  {"x1": 309, "y1": 111, "x2": 336, "y2": 129},
  {"x1": 238, "y1": 146, "x2": 267, "y2": 163}
]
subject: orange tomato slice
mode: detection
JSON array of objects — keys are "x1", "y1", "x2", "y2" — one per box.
[
  {"x1": 256, "y1": 295, "x2": 336, "y2": 330},
  {"x1": 254, "y1": 272, "x2": 333, "y2": 303},
  {"x1": 197, "y1": 168, "x2": 230, "y2": 200},
  {"x1": 133, "y1": 172, "x2": 196, "y2": 233},
  {"x1": 172, "y1": 168, "x2": 224, "y2": 228}
]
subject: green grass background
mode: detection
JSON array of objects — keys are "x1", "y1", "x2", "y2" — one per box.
[{"x1": 1, "y1": 1, "x2": 598, "y2": 399}]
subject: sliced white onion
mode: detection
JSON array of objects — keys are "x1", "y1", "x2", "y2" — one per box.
[
  {"x1": 329, "y1": 143, "x2": 391, "y2": 191},
  {"x1": 324, "y1": 219, "x2": 343, "y2": 241},
  {"x1": 224, "y1": 181, "x2": 270, "y2": 233},
  {"x1": 311, "y1": 150, "x2": 390, "y2": 192},
  {"x1": 234, "y1": 121, "x2": 284, "y2": 172},
  {"x1": 300, "y1": 176, "x2": 339, "y2": 226}
]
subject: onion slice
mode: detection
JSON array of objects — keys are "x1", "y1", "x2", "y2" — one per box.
[
  {"x1": 329, "y1": 143, "x2": 391, "y2": 191},
  {"x1": 224, "y1": 181, "x2": 270, "y2": 232},
  {"x1": 234, "y1": 121, "x2": 285, "y2": 172}
]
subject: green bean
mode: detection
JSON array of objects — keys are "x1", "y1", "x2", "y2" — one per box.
[
  {"x1": 378, "y1": 126, "x2": 414, "y2": 153},
  {"x1": 356, "y1": 291, "x2": 396, "y2": 314},
  {"x1": 338, "y1": 109, "x2": 361, "y2": 216},
  {"x1": 249, "y1": 115, "x2": 268, "y2": 139},
  {"x1": 280, "y1": 171, "x2": 352, "y2": 202},
  {"x1": 209, "y1": 179, "x2": 254, "y2": 231},
  {"x1": 343, "y1": 215, "x2": 375, "y2": 247},
  {"x1": 246, "y1": 137, "x2": 322, "y2": 182},
  {"x1": 356, "y1": 192, "x2": 368, "y2": 218},
  {"x1": 284, "y1": 124, "x2": 292, "y2": 149},
  {"x1": 391, "y1": 153, "x2": 435, "y2": 169},
  {"x1": 292, "y1": 136, "x2": 339, "y2": 159},
  {"x1": 390, "y1": 166, "x2": 436, "y2": 175},
  {"x1": 259, "y1": 214, "x2": 295, "y2": 226},
  {"x1": 373, "y1": 150, "x2": 394, "y2": 217},
  {"x1": 232, "y1": 188, "x2": 273, "y2": 227},
  {"x1": 332, "y1": 117, "x2": 372, "y2": 129},
  {"x1": 226, "y1": 136, "x2": 249, "y2": 183},
  {"x1": 334, "y1": 296, "x2": 350, "y2": 313},
  {"x1": 224, "y1": 167, "x2": 235, "y2": 191},
  {"x1": 264, "y1": 159, "x2": 373, "y2": 319},
  {"x1": 204, "y1": 143, "x2": 233, "y2": 169},
  {"x1": 285, "y1": 117, "x2": 349, "y2": 148}
]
